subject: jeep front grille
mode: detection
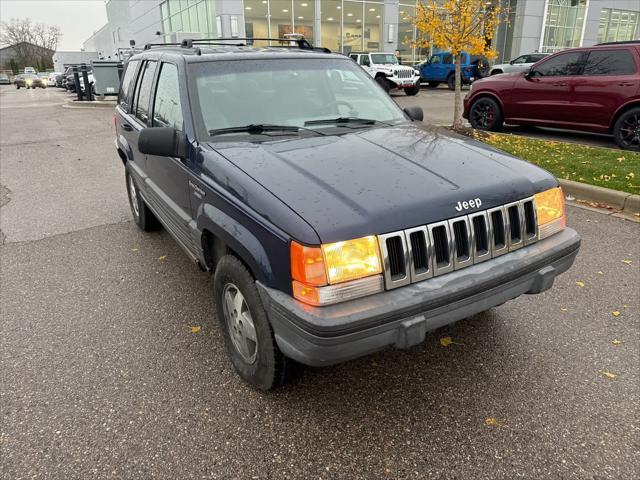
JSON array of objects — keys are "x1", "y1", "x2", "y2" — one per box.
[
  {"x1": 396, "y1": 69, "x2": 413, "y2": 79},
  {"x1": 378, "y1": 197, "x2": 538, "y2": 289}
]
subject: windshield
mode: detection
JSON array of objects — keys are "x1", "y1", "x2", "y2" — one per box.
[
  {"x1": 370, "y1": 54, "x2": 398, "y2": 65},
  {"x1": 189, "y1": 58, "x2": 406, "y2": 140}
]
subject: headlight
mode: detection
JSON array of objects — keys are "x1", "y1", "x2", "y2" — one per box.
[
  {"x1": 534, "y1": 187, "x2": 566, "y2": 240},
  {"x1": 291, "y1": 236, "x2": 383, "y2": 306}
]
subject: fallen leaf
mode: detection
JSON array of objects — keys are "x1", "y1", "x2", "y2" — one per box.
[
  {"x1": 603, "y1": 371, "x2": 617, "y2": 379},
  {"x1": 560, "y1": 308, "x2": 568, "y2": 312},
  {"x1": 621, "y1": 260, "x2": 632, "y2": 265},
  {"x1": 158, "y1": 255, "x2": 168, "y2": 262},
  {"x1": 612, "y1": 339, "x2": 622, "y2": 346},
  {"x1": 485, "y1": 417, "x2": 499, "y2": 426},
  {"x1": 440, "y1": 337, "x2": 453, "y2": 347},
  {"x1": 131, "y1": 248, "x2": 138, "y2": 252},
  {"x1": 190, "y1": 326, "x2": 201, "y2": 333},
  {"x1": 596, "y1": 271, "x2": 603, "y2": 275},
  {"x1": 576, "y1": 281, "x2": 585, "y2": 288},
  {"x1": 612, "y1": 311, "x2": 621, "y2": 317}
]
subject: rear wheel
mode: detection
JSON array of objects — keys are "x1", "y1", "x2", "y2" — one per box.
[
  {"x1": 125, "y1": 171, "x2": 161, "y2": 231},
  {"x1": 214, "y1": 255, "x2": 300, "y2": 390},
  {"x1": 613, "y1": 107, "x2": 640, "y2": 151},
  {"x1": 376, "y1": 76, "x2": 390, "y2": 93},
  {"x1": 404, "y1": 84, "x2": 420, "y2": 96},
  {"x1": 474, "y1": 57, "x2": 490, "y2": 78},
  {"x1": 447, "y1": 75, "x2": 456, "y2": 91},
  {"x1": 426, "y1": 81, "x2": 440, "y2": 88},
  {"x1": 469, "y1": 97, "x2": 504, "y2": 131}
]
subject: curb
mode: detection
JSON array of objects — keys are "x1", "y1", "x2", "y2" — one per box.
[{"x1": 559, "y1": 179, "x2": 640, "y2": 219}]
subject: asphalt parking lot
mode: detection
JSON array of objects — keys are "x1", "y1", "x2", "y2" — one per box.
[{"x1": 1, "y1": 86, "x2": 639, "y2": 479}]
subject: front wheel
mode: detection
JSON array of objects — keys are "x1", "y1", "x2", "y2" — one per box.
[
  {"x1": 404, "y1": 84, "x2": 420, "y2": 96},
  {"x1": 469, "y1": 97, "x2": 504, "y2": 131},
  {"x1": 613, "y1": 107, "x2": 640, "y2": 151},
  {"x1": 125, "y1": 171, "x2": 161, "y2": 231},
  {"x1": 376, "y1": 76, "x2": 390, "y2": 93},
  {"x1": 214, "y1": 255, "x2": 300, "y2": 390},
  {"x1": 447, "y1": 75, "x2": 456, "y2": 91}
]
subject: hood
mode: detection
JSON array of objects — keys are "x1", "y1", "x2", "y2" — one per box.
[{"x1": 208, "y1": 125, "x2": 556, "y2": 244}]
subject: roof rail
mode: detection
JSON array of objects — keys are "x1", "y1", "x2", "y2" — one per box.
[
  {"x1": 143, "y1": 42, "x2": 183, "y2": 50},
  {"x1": 180, "y1": 37, "x2": 331, "y2": 53},
  {"x1": 594, "y1": 40, "x2": 640, "y2": 46}
]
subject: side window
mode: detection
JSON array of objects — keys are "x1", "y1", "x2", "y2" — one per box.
[
  {"x1": 118, "y1": 59, "x2": 139, "y2": 112},
  {"x1": 360, "y1": 56, "x2": 370, "y2": 67},
  {"x1": 133, "y1": 60, "x2": 158, "y2": 124},
  {"x1": 349, "y1": 54, "x2": 358, "y2": 62},
  {"x1": 152, "y1": 63, "x2": 183, "y2": 131},
  {"x1": 512, "y1": 55, "x2": 527, "y2": 64},
  {"x1": 583, "y1": 49, "x2": 636, "y2": 76},
  {"x1": 429, "y1": 55, "x2": 441, "y2": 64},
  {"x1": 534, "y1": 52, "x2": 583, "y2": 76},
  {"x1": 443, "y1": 54, "x2": 453, "y2": 65}
]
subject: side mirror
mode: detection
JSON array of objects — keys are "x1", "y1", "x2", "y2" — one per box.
[
  {"x1": 404, "y1": 106, "x2": 423, "y2": 122},
  {"x1": 138, "y1": 127, "x2": 186, "y2": 159}
]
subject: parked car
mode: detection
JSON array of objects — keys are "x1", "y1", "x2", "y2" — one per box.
[
  {"x1": 464, "y1": 41, "x2": 640, "y2": 150},
  {"x1": 0, "y1": 73, "x2": 10, "y2": 85},
  {"x1": 15, "y1": 74, "x2": 46, "y2": 89},
  {"x1": 48, "y1": 72, "x2": 60, "y2": 86},
  {"x1": 65, "y1": 73, "x2": 76, "y2": 92},
  {"x1": 490, "y1": 53, "x2": 549, "y2": 75},
  {"x1": 416, "y1": 51, "x2": 490, "y2": 90},
  {"x1": 24, "y1": 66, "x2": 36, "y2": 75},
  {"x1": 115, "y1": 37, "x2": 580, "y2": 390},
  {"x1": 349, "y1": 51, "x2": 421, "y2": 95}
]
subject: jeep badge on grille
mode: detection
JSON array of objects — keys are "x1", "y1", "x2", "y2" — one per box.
[{"x1": 455, "y1": 198, "x2": 482, "y2": 211}]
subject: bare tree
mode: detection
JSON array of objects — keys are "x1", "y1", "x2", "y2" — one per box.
[{"x1": 0, "y1": 18, "x2": 62, "y2": 68}]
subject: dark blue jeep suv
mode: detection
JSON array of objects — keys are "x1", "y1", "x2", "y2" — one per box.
[{"x1": 115, "y1": 38, "x2": 581, "y2": 390}]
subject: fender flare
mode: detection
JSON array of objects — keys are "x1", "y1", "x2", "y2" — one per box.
[{"x1": 197, "y1": 202, "x2": 275, "y2": 285}]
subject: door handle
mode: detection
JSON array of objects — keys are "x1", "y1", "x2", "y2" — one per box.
[
  {"x1": 618, "y1": 82, "x2": 634, "y2": 87},
  {"x1": 122, "y1": 123, "x2": 133, "y2": 132},
  {"x1": 552, "y1": 82, "x2": 567, "y2": 87}
]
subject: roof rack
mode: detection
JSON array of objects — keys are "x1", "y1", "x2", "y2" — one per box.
[
  {"x1": 143, "y1": 37, "x2": 331, "y2": 55},
  {"x1": 595, "y1": 40, "x2": 640, "y2": 46},
  {"x1": 143, "y1": 42, "x2": 184, "y2": 50}
]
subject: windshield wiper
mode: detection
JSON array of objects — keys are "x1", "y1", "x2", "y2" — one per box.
[
  {"x1": 304, "y1": 117, "x2": 391, "y2": 127},
  {"x1": 208, "y1": 124, "x2": 324, "y2": 137}
]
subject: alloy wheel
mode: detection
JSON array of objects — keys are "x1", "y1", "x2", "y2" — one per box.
[
  {"x1": 471, "y1": 100, "x2": 496, "y2": 129},
  {"x1": 222, "y1": 283, "x2": 258, "y2": 364},
  {"x1": 619, "y1": 112, "x2": 640, "y2": 149},
  {"x1": 128, "y1": 175, "x2": 139, "y2": 218}
]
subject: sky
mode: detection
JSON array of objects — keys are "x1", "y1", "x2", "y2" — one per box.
[{"x1": 0, "y1": 0, "x2": 109, "y2": 50}]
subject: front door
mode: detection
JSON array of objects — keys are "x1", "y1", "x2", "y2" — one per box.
[
  {"x1": 506, "y1": 51, "x2": 585, "y2": 126},
  {"x1": 144, "y1": 61, "x2": 194, "y2": 248}
]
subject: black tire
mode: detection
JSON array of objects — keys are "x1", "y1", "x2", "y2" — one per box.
[
  {"x1": 15, "y1": 85, "x2": 20, "y2": 89},
  {"x1": 214, "y1": 255, "x2": 300, "y2": 390},
  {"x1": 613, "y1": 107, "x2": 640, "y2": 151},
  {"x1": 426, "y1": 81, "x2": 440, "y2": 88},
  {"x1": 469, "y1": 96, "x2": 504, "y2": 131},
  {"x1": 474, "y1": 57, "x2": 491, "y2": 78},
  {"x1": 125, "y1": 170, "x2": 161, "y2": 231},
  {"x1": 376, "y1": 76, "x2": 390, "y2": 93},
  {"x1": 404, "y1": 84, "x2": 420, "y2": 96},
  {"x1": 447, "y1": 75, "x2": 456, "y2": 91}
]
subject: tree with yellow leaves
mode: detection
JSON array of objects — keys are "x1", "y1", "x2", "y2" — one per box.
[{"x1": 413, "y1": 0, "x2": 504, "y2": 128}]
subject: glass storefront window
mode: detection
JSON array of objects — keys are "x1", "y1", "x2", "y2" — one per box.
[
  {"x1": 342, "y1": 1, "x2": 362, "y2": 54},
  {"x1": 161, "y1": 0, "x2": 216, "y2": 37},
  {"x1": 597, "y1": 8, "x2": 640, "y2": 44},
  {"x1": 363, "y1": 2, "x2": 383, "y2": 52},
  {"x1": 540, "y1": 0, "x2": 587, "y2": 53},
  {"x1": 321, "y1": 0, "x2": 342, "y2": 53},
  {"x1": 244, "y1": 0, "x2": 271, "y2": 42}
]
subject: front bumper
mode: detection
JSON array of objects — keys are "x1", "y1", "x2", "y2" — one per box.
[{"x1": 258, "y1": 228, "x2": 580, "y2": 367}]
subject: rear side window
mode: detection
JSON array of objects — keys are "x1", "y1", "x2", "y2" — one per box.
[
  {"x1": 583, "y1": 49, "x2": 636, "y2": 76},
  {"x1": 152, "y1": 63, "x2": 183, "y2": 131},
  {"x1": 443, "y1": 54, "x2": 453, "y2": 65},
  {"x1": 118, "y1": 59, "x2": 139, "y2": 112},
  {"x1": 359, "y1": 56, "x2": 370, "y2": 67},
  {"x1": 535, "y1": 52, "x2": 583, "y2": 76},
  {"x1": 349, "y1": 54, "x2": 358, "y2": 62},
  {"x1": 133, "y1": 60, "x2": 158, "y2": 124}
]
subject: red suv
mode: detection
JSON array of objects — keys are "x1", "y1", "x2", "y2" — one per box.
[{"x1": 464, "y1": 41, "x2": 640, "y2": 150}]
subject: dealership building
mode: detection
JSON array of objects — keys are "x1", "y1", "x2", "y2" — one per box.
[{"x1": 83, "y1": 0, "x2": 640, "y2": 64}]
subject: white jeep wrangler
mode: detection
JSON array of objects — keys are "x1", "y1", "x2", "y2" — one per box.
[{"x1": 349, "y1": 52, "x2": 421, "y2": 96}]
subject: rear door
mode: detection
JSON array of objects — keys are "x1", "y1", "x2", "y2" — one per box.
[
  {"x1": 571, "y1": 47, "x2": 639, "y2": 130},
  {"x1": 506, "y1": 51, "x2": 585, "y2": 125},
  {"x1": 144, "y1": 60, "x2": 194, "y2": 247}
]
